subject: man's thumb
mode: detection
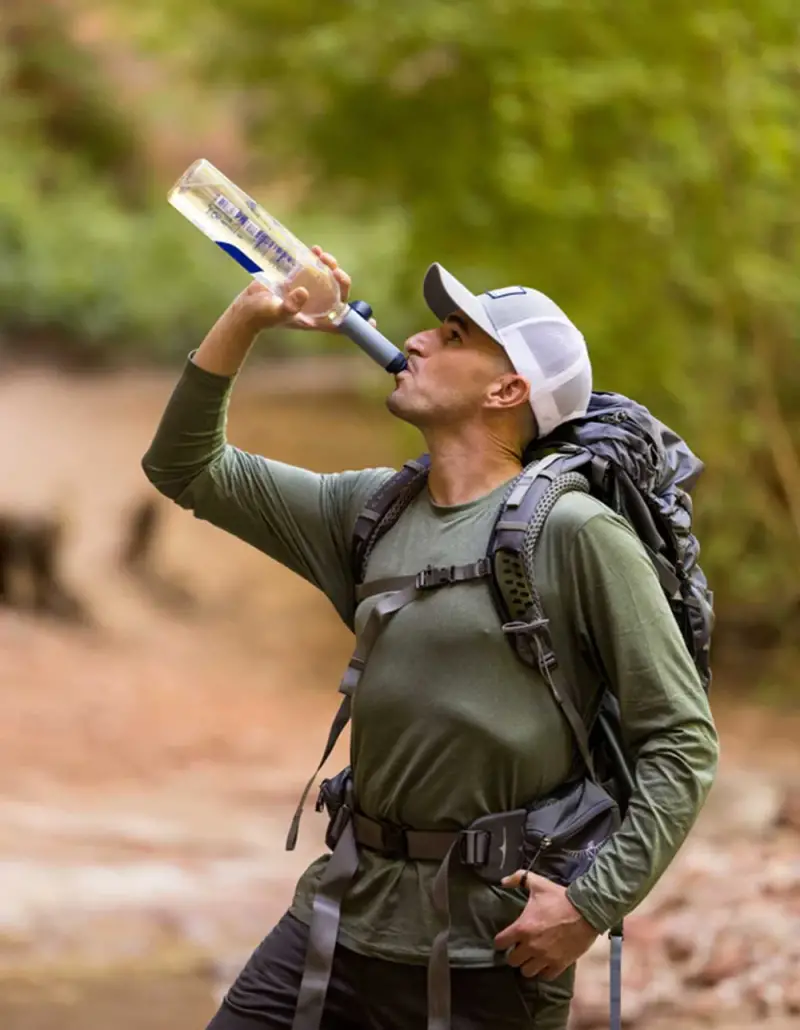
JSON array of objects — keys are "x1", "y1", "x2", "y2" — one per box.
[{"x1": 283, "y1": 286, "x2": 309, "y2": 316}]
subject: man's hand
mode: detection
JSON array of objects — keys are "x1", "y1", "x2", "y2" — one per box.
[
  {"x1": 230, "y1": 247, "x2": 365, "y2": 335},
  {"x1": 194, "y1": 247, "x2": 367, "y2": 376},
  {"x1": 494, "y1": 870, "x2": 599, "y2": 980}
]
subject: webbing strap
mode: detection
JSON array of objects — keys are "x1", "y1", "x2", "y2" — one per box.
[
  {"x1": 351, "y1": 456, "x2": 430, "y2": 583},
  {"x1": 355, "y1": 574, "x2": 416, "y2": 602},
  {"x1": 289, "y1": 561, "x2": 491, "y2": 850},
  {"x1": 286, "y1": 692, "x2": 352, "y2": 850},
  {"x1": 353, "y1": 812, "x2": 461, "y2": 861},
  {"x1": 287, "y1": 583, "x2": 417, "y2": 848},
  {"x1": 344, "y1": 561, "x2": 491, "y2": 696},
  {"x1": 291, "y1": 816, "x2": 360, "y2": 1030},
  {"x1": 503, "y1": 621, "x2": 597, "y2": 783},
  {"x1": 427, "y1": 842, "x2": 461, "y2": 1030},
  {"x1": 610, "y1": 929, "x2": 623, "y2": 1030},
  {"x1": 644, "y1": 545, "x2": 682, "y2": 599},
  {"x1": 537, "y1": 651, "x2": 597, "y2": 782},
  {"x1": 356, "y1": 559, "x2": 492, "y2": 603},
  {"x1": 340, "y1": 581, "x2": 419, "y2": 691},
  {"x1": 504, "y1": 452, "x2": 565, "y2": 509}
]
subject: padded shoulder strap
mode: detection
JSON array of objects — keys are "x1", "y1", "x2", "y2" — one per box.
[
  {"x1": 489, "y1": 448, "x2": 599, "y2": 780},
  {"x1": 351, "y1": 454, "x2": 430, "y2": 584},
  {"x1": 491, "y1": 447, "x2": 593, "y2": 567}
]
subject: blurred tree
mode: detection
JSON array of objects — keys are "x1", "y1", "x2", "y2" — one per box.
[
  {"x1": 0, "y1": 2, "x2": 146, "y2": 204},
  {"x1": 0, "y1": 1, "x2": 245, "y2": 362},
  {"x1": 125, "y1": 0, "x2": 800, "y2": 645}
]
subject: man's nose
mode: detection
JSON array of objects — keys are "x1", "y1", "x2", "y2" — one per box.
[{"x1": 405, "y1": 328, "x2": 439, "y2": 357}]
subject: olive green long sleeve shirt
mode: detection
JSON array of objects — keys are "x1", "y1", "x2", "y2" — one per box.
[{"x1": 142, "y1": 355, "x2": 719, "y2": 967}]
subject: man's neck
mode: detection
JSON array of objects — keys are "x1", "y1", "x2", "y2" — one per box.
[{"x1": 423, "y1": 426, "x2": 523, "y2": 507}]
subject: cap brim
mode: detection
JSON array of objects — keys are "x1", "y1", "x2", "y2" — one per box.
[{"x1": 423, "y1": 263, "x2": 502, "y2": 345}]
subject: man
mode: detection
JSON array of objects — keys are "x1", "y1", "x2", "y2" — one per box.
[{"x1": 142, "y1": 248, "x2": 719, "y2": 1030}]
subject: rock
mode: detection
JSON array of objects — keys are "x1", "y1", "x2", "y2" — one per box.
[
  {"x1": 785, "y1": 977, "x2": 800, "y2": 1014},
  {"x1": 681, "y1": 988, "x2": 740, "y2": 1021},
  {"x1": 685, "y1": 932, "x2": 754, "y2": 988},
  {"x1": 697, "y1": 768, "x2": 784, "y2": 839},
  {"x1": 776, "y1": 787, "x2": 800, "y2": 833},
  {"x1": 759, "y1": 859, "x2": 800, "y2": 897},
  {"x1": 662, "y1": 922, "x2": 696, "y2": 963},
  {"x1": 569, "y1": 987, "x2": 609, "y2": 1029},
  {"x1": 746, "y1": 977, "x2": 790, "y2": 1017}
]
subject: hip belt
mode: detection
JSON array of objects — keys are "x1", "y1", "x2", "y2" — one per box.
[{"x1": 290, "y1": 767, "x2": 623, "y2": 1030}]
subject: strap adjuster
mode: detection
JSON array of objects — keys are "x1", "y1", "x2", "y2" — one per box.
[
  {"x1": 474, "y1": 556, "x2": 492, "y2": 577},
  {"x1": 325, "y1": 804, "x2": 352, "y2": 851},
  {"x1": 416, "y1": 558, "x2": 492, "y2": 591},
  {"x1": 458, "y1": 829, "x2": 490, "y2": 867},
  {"x1": 379, "y1": 822, "x2": 408, "y2": 858},
  {"x1": 416, "y1": 564, "x2": 455, "y2": 590}
]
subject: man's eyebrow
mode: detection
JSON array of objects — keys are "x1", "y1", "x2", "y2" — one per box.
[{"x1": 445, "y1": 313, "x2": 470, "y2": 335}]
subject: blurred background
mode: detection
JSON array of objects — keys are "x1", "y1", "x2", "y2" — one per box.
[{"x1": 0, "y1": 1, "x2": 798, "y2": 1027}]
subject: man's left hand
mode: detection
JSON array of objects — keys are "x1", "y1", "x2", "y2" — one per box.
[{"x1": 494, "y1": 870, "x2": 599, "y2": 980}]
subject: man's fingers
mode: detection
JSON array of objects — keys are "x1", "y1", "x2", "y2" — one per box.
[
  {"x1": 283, "y1": 287, "x2": 309, "y2": 316},
  {"x1": 494, "y1": 920, "x2": 524, "y2": 951},
  {"x1": 520, "y1": 956, "x2": 550, "y2": 979},
  {"x1": 334, "y1": 266, "x2": 351, "y2": 304},
  {"x1": 501, "y1": 869, "x2": 548, "y2": 893},
  {"x1": 501, "y1": 871, "x2": 526, "y2": 890},
  {"x1": 504, "y1": 943, "x2": 534, "y2": 969}
]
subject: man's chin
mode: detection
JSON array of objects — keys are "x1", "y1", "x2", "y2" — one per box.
[
  {"x1": 385, "y1": 389, "x2": 404, "y2": 419},
  {"x1": 385, "y1": 388, "x2": 417, "y2": 425}
]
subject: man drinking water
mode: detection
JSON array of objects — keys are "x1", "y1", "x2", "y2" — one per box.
[{"x1": 142, "y1": 248, "x2": 718, "y2": 1030}]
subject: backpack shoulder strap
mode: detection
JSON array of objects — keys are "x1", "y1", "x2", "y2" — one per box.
[
  {"x1": 489, "y1": 448, "x2": 600, "y2": 780},
  {"x1": 490, "y1": 447, "x2": 594, "y2": 592},
  {"x1": 351, "y1": 454, "x2": 430, "y2": 584}
]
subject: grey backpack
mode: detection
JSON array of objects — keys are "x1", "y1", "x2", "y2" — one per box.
[{"x1": 350, "y1": 390, "x2": 714, "y2": 809}]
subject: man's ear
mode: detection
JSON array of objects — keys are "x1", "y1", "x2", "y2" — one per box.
[{"x1": 486, "y1": 373, "x2": 531, "y2": 411}]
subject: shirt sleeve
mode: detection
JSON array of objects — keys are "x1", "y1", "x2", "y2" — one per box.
[
  {"x1": 141, "y1": 354, "x2": 395, "y2": 628},
  {"x1": 561, "y1": 509, "x2": 720, "y2": 933}
]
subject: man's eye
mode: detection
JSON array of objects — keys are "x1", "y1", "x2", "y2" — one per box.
[{"x1": 446, "y1": 329, "x2": 462, "y2": 344}]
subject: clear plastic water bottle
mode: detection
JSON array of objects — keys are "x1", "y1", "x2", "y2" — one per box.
[{"x1": 168, "y1": 159, "x2": 407, "y2": 373}]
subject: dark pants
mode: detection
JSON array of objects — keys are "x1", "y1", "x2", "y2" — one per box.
[{"x1": 206, "y1": 912, "x2": 574, "y2": 1030}]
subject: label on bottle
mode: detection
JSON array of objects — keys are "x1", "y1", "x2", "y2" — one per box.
[{"x1": 210, "y1": 195, "x2": 297, "y2": 271}]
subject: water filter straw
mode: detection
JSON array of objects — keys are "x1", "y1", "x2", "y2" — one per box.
[
  {"x1": 168, "y1": 159, "x2": 407, "y2": 374},
  {"x1": 337, "y1": 305, "x2": 408, "y2": 373}
]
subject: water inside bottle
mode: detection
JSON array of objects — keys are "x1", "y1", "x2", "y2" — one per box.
[{"x1": 168, "y1": 172, "x2": 343, "y2": 319}]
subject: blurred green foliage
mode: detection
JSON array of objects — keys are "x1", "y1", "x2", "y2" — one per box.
[
  {"x1": 4, "y1": 0, "x2": 800, "y2": 639},
  {"x1": 131, "y1": 0, "x2": 800, "y2": 634},
  {"x1": 0, "y1": 4, "x2": 243, "y2": 360}
]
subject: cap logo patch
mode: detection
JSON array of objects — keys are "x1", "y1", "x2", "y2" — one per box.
[{"x1": 486, "y1": 287, "x2": 527, "y2": 300}]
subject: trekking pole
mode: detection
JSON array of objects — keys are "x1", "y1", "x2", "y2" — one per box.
[{"x1": 597, "y1": 710, "x2": 635, "y2": 1030}]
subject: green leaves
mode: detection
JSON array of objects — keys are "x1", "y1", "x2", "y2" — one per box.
[
  {"x1": 0, "y1": 3, "x2": 243, "y2": 360},
  {"x1": 145, "y1": 0, "x2": 800, "y2": 626},
  {"x1": 9, "y1": 0, "x2": 800, "y2": 634}
]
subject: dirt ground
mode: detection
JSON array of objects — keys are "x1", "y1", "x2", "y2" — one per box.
[{"x1": 0, "y1": 361, "x2": 797, "y2": 1030}]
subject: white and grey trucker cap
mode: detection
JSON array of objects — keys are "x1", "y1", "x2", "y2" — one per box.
[{"x1": 423, "y1": 263, "x2": 592, "y2": 437}]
